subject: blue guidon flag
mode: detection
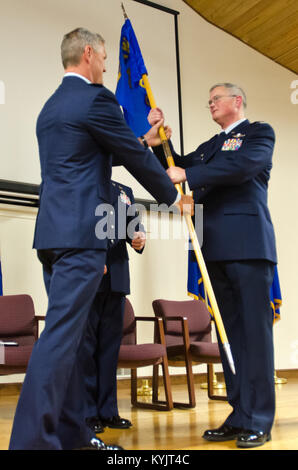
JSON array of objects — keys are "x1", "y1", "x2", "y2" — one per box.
[
  {"x1": 270, "y1": 265, "x2": 282, "y2": 323},
  {"x1": 187, "y1": 251, "x2": 282, "y2": 323},
  {"x1": 187, "y1": 251, "x2": 213, "y2": 315},
  {"x1": 115, "y1": 18, "x2": 151, "y2": 137}
]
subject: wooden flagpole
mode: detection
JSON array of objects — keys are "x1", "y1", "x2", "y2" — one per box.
[{"x1": 121, "y1": 4, "x2": 235, "y2": 374}]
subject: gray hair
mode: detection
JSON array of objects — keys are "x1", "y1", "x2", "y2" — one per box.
[
  {"x1": 210, "y1": 82, "x2": 247, "y2": 108},
  {"x1": 61, "y1": 27, "x2": 105, "y2": 68}
]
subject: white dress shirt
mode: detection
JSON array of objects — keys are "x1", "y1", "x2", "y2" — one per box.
[
  {"x1": 223, "y1": 118, "x2": 247, "y2": 134},
  {"x1": 64, "y1": 72, "x2": 91, "y2": 84}
]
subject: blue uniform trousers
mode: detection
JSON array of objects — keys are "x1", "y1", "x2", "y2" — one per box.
[
  {"x1": 82, "y1": 290, "x2": 125, "y2": 419},
  {"x1": 206, "y1": 259, "x2": 275, "y2": 433},
  {"x1": 9, "y1": 248, "x2": 106, "y2": 450}
]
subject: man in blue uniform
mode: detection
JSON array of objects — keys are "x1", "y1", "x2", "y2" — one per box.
[
  {"x1": 8, "y1": 28, "x2": 193, "y2": 451},
  {"x1": 83, "y1": 181, "x2": 145, "y2": 433},
  {"x1": 149, "y1": 83, "x2": 277, "y2": 448}
]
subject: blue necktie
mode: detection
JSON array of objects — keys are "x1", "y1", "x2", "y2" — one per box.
[{"x1": 214, "y1": 131, "x2": 226, "y2": 151}]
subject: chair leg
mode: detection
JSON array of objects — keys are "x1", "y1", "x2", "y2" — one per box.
[
  {"x1": 207, "y1": 364, "x2": 227, "y2": 401},
  {"x1": 151, "y1": 361, "x2": 173, "y2": 411},
  {"x1": 170, "y1": 353, "x2": 196, "y2": 408},
  {"x1": 152, "y1": 364, "x2": 159, "y2": 403},
  {"x1": 165, "y1": 355, "x2": 196, "y2": 409},
  {"x1": 184, "y1": 352, "x2": 196, "y2": 407},
  {"x1": 131, "y1": 364, "x2": 173, "y2": 411},
  {"x1": 171, "y1": 318, "x2": 196, "y2": 408},
  {"x1": 207, "y1": 363, "x2": 214, "y2": 398},
  {"x1": 131, "y1": 368, "x2": 138, "y2": 406},
  {"x1": 160, "y1": 357, "x2": 173, "y2": 410}
]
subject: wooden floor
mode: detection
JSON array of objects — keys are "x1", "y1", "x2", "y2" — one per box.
[{"x1": 1, "y1": 374, "x2": 298, "y2": 451}]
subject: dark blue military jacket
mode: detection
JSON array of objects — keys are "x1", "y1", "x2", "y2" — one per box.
[
  {"x1": 33, "y1": 76, "x2": 177, "y2": 250},
  {"x1": 154, "y1": 119, "x2": 277, "y2": 263},
  {"x1": 98, "y1": 180, "x2": 144, "y2": 294}
]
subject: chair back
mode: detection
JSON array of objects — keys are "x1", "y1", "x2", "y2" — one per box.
[
  {"x1": 0, "y1": 294, "x2": 37, "y2": 375},
  {"x1": 0, "y1": 294, "x2": 36, "y2": 338},
  {"x1": 121, "y1": 298, "x2": 136, "y2": 345},
  {"x1": 152, "y1": 299, "x2": 212, "y2": 343}
]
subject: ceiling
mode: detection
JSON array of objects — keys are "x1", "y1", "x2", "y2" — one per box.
[{"x1": 182, "y1": 0, "x2": 298, "y2": 74}]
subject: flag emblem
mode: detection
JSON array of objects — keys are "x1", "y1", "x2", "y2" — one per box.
[{"x1": 115, "y1": 19, "x2": 151, "y2": 137}]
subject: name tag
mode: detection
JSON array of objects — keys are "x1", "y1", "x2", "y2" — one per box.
[{"x1": 221, "y1": 138, "x2": 243, "y2": 151}]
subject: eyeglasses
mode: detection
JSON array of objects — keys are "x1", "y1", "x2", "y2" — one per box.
[{"x1": 206, "y1": 94, "x2": 237, "y2": 108}]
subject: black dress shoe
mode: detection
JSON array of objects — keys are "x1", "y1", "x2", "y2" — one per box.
[
  {"x1": 203, "y1": 424, "x2": 243, "y2": 441},
  {"x1": 78, "y1": 438, "x2": 124, "y2": 450},
  {"x1": 86, "y1": 416, "x2": 104, "y2": 434},
  {"x1": 100, "y1": 415, "x2": 132, "y2": 429},
  {"x1": 236, "y1": 430, "x2": 271, "y2": 448}
]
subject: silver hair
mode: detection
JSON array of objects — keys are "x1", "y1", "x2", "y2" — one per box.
[
  {"x1": 61, "y1": 27, "x2": 105, "y2": 69},
  {"x1": 210, "y1": 82, "x2": 247, "y2": 108}
]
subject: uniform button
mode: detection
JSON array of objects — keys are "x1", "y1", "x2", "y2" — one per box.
[
  {"x1": 111, "y1": 240, "x2": 114, "y2": 244},
  {"x1": 200, "y1": 153, "x2": 204, "y2": 160},
  {"x1": 201, "y1": 186, "x2": 205, "y2": 191},
  {"x1": 111, "y1": 225, "x2": 115, "y2": 229}
]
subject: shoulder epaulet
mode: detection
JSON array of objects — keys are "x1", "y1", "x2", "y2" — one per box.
[
  {"x1": 251, "y1": 121, "x2": 269, "y2": 126},
  {"x1": 249, "y1": 121, "x2": 275, "y2": 137},
  {"x1": 111, "y1": 180, "x2": 132, "y2": 193}
]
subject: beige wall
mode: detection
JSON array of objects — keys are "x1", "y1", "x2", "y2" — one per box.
[
  {"x1": 1, "y1": 0, "x2": 298, "y2": 384},
  {"x1": 157, "y1": 0, "x2": 298, "y2": 371},
  {"x1": 0, "y1": 205, "x2": 191, "y2": 383}
]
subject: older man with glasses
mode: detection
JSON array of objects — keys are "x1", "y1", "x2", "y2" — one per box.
[{"x1": 149, "y1": 83, "x2": 277, "y2": 448}]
